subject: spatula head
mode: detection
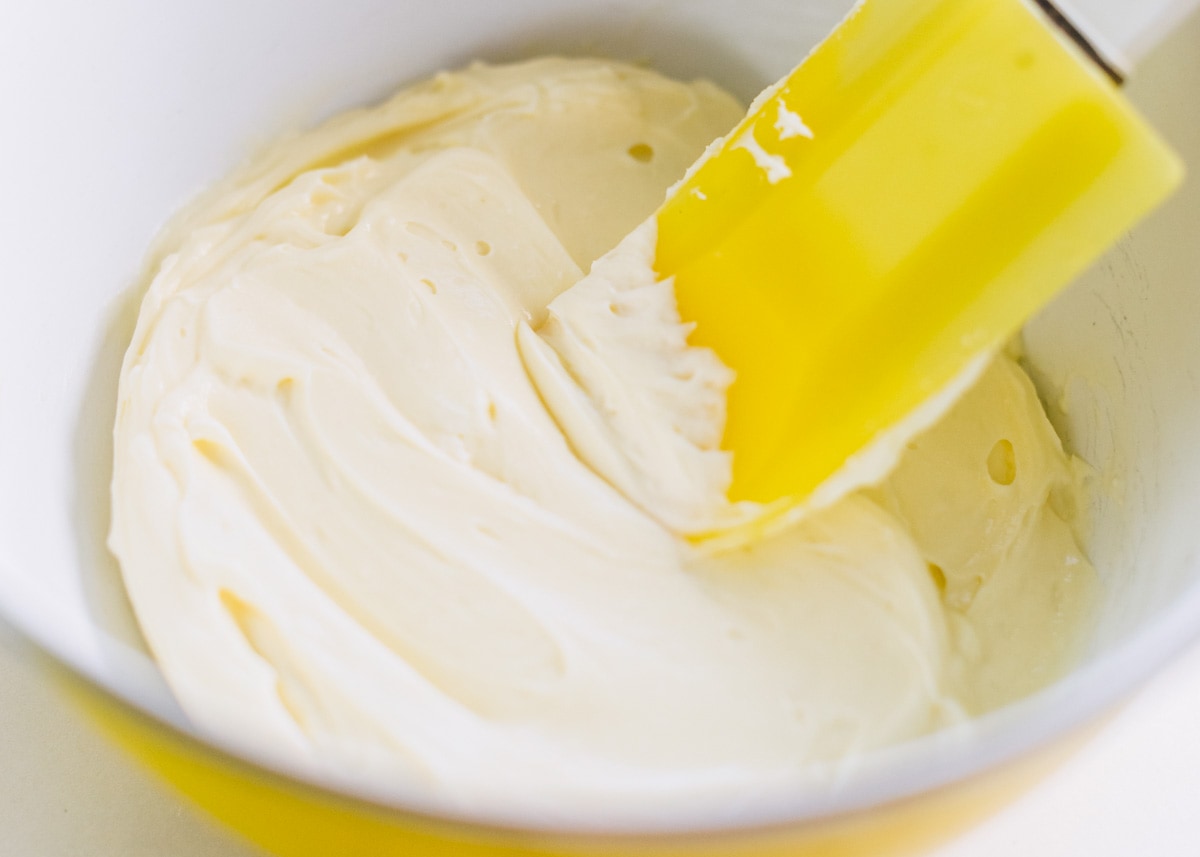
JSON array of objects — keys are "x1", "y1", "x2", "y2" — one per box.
[{"x1": 655, "y1": 0, "x2": 1182, "y2": 506}]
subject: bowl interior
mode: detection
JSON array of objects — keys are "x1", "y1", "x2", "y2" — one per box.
[{"x1": 1, "y1": 0, "x2": 1199, "y2": 830}]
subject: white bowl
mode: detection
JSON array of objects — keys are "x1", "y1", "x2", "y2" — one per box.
[{"x1": 1, "y1": 0, "x2": 1199, "y2": 849}]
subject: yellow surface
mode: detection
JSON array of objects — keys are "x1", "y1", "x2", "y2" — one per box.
[
  {"x1": 657, "y1": 0, "x2": 1183, "y2": 504},
  {"x1": 63, "y1": 666, "x2": 1093, "y2": 857}
]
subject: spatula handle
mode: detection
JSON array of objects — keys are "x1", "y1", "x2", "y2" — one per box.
[{"x1": 1052, "y1": 0, "x2": 1200, "y2": 74}]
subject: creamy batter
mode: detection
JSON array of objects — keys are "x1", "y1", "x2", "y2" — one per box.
[{"x1": 109, "y1": 58, "x2": 1096, "y2": 820}]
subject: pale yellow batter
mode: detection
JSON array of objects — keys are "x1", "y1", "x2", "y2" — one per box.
[{"x1": 109, "y1": 58, "x2": 1095, "y2": 820}]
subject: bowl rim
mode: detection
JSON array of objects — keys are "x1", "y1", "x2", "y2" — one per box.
[{"x1": 6, "y1": 559, "x2": 1200, "y2": 838}]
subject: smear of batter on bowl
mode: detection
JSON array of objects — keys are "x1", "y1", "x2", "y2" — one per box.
[{"x1": 109, "y1": 58, "x2": 1096, "y2": 821}]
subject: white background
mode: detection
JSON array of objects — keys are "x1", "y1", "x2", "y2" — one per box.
[{"x1": 2, "y1": 619, "x2": 1200, "y2": 856}]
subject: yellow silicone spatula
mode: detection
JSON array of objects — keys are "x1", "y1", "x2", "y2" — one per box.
[{"x1": 655, "y1": 0, "x2": 1191, "y2": 507}]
